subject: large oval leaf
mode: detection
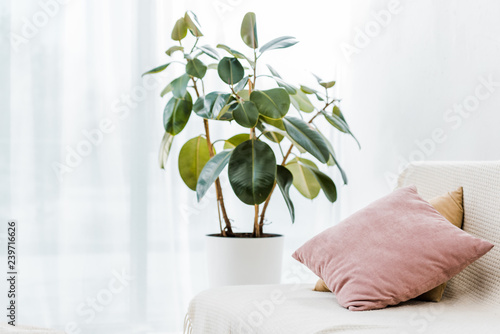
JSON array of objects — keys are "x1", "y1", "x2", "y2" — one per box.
[
  {"x1": 218, "y1": 57, "x2": 244, "y2": 85},
  {"x1": 171, "y1": 74, "x2": 191, "y2": 98},
  {"x1": 283, "y1": 116, "x2": 330, "y2": 163},
  {"x1": 228, "y1": 140, "x2": 276, "y2": 205},
  {"x1": 163, "y1": 93, "x2": 193, "y2": 135},
  {"x1": 186, "y1": 58, "x2": 207, "y2": 79},
  {"x1": 158, "y1": 132, "x2": 174, "y2": 169},
  {"x1": 196, "y1": 150, "x2": 232, "y2": 201},
  {"x1": 276, "y1": 165, "x2": 295, "y2": 223},
  {"x1": 233, "y1": 101, "x2": 259, "y2": 128},
  {"x1": 184, "y1": 11, "x2": 203, "y2": 37},
  {"x1": 171, "y1": 18, "x2": 188, "y2": 41},
  {"x1": 259, "y1": 36, "x2": 298, "y2": 53},
  {"x1": 302, "y1": 164, "x2": 337, "y2": 203},
  {"x1": 193, "y1": 92, "x2": 231, "y2": 119},
  {"x1": 285, "y1": 158, "x2": 320, "y2": 199},
  {"x1": 241, "y1": 12, "x2": 258, "y2": 49},
  {"x1": 178, "y1": 136, "x2": 211, "y2": 191},
  {"x1": 224, "y1": 133, "x2": 250, "y2": 149},
  {"x1": 250, "y1": 88, "x2": 290, "y2": 120}
]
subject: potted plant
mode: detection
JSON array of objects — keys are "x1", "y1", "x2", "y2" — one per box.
[{"x1": 143, "y1": 11, "x2": 359, "y2": 286}]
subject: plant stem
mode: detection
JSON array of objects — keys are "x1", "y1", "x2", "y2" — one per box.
[
  {"x1": 253, "y1": 204, "x2": 260, "y2": 237},
  {"x1": 192, "y1": 78, "x2": 234, "y2": 237},
  {"x1": 258, "y1": 100, "x2": 334, "y2": 226}
]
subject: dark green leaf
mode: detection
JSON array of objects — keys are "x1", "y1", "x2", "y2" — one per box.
[
  {"x1": 171, "y1": 18, "x2": 188, "y2": 41},
  {"x1": 218, "y1": 57, "x2": 245, "y2": 85},
  {"x1": 171, "y1": 74, "x2": 191, "y2": 98},
  {"x1": 197, "y1": 45, "x2": 220, "y2": 60},
  {"x1": 233, "y1": 101, "x2": 259, "y2": 128},
  {"x1": 163, "y1": 93, "x2": 193, "y2": 135},
  {"x1": 260, "y1": 36, "x2": 298, "y2": 53},
  {"x1": 228, "y1": 140, "x2": 276, "y2": 205},
  {"x1": 250, "y1": 88, "x2": 290, "y2": 120},
  {"x1": 186, "y1": 58, "x2": 207, "y2": 79},
  {"x1": 158, "y1": 132, "x2": 174, "y2": 169},
  {"x1": 165, "y1": 46, "x2": 184, "y2": 56},
  {"x1": 193, "y1": 92, "x2": 231, "y2": 119},
  {"x1": 276, "y1": 165, "x2": 295, "y2": 222},
  {"x1": 240, "y1": 12, "x2": 258, "y2": 49},
  {"x1": 321, "y1": 110, "x2": 360, "y2": 148},
  {"x1": 283, "y1": 117, "x2": 330, "y2": 163},
  {"x1": 179, "y1": 136, "x2": 211, "y2": 191},
  {"x1": 196, "y1": 150, "x2": 232, "y2": 201},
  {"x1": 302, "y1": 164, "x2": 337, "y2": 202},
  {"x1": 224, "y1": 133, "x2": 250, "y2": 149},
  {"x1": 184, "y1": 11, "x2": 203, "y2": 37},
  {"x1": 285, "y1": 157, "x2": 320, "y2": 199},
  {"x1": 318, "y1": 130, "x2": 348, "y2": 185},
  {"x1": 142, "y1": 63, "x2": 171, "y2": 76}
]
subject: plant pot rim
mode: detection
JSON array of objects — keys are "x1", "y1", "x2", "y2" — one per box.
[{"x1": 206, "y1": 233, "x2": 284, "y2": 239}]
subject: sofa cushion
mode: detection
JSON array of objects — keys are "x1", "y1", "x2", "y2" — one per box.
[{"x1": 293, "y1": 186, "x2": 493, "y2": 311}]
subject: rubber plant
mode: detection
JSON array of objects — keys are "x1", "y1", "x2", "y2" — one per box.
[{"x1": 144, "y1": 11, "x2": 359, "y2": 237}]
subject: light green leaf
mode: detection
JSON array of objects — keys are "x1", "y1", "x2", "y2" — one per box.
[
  {"x1": 160, "y1": 83, "x2": 173, "y2": 97},
  {"x1": 285, "y1": 158, "x2": 321, "y2": 199},
  {"x1": 228, "y1": 139, "x2": 276, "y2": 205},
  {"x1": 142, "y1": 63, "x2": 171, "y2": 76},
  {"x1": 260, "y1": 36, "x2": 298, "y2": 53},
  {"x1": 240, "y1": 12, "x2": 258, "y2": 49},
  {"x1": 165, "y1": 46, "x2": 184, "y2": 56},
  {"x1": 184, "y1": 11, "x2": 203, "y2": 37},
  {"x1": 256, "y1": 122, "x2": 284, "y2": 143},
  {"x1": 283, "y1": 117, "x2": 330, "y2": 163},
  {"x1": 158, "y1": 132, "x2": 174, "y2": 169},
  {"x1": 197, "y1": 45, "x2": 219, "y2": 60},
  {"x1": 216, "y1": 44, "x2": 255, "y2": 67},
  {"x1": 186, "y1": 58, "x2": 207, "y2": 79},
  {"x1": 290, "y1": 90, "x2": 314, "y2": 113},
  {"x1": 163, "y1": 93, "x2": 193, "y2": 135},
  {"x1": 317, "y1": 130, "x2": 348, "y2": 185},
  {"x1": 234, "y1": 76, "x2": 249, "y2": 92},
  {"x1": 179, "y1": 136, "x2": 211, "y2": 191},
  {"x1": 250, "y1": 88, "x2": 290, "y2": 120},
  {"x1": 303, "y1": 164, "x2": 337, "y2": 202},
  {"x1": 276, "y1": 165, "x2": 295, "y2": 222},
  {"x1": 207, "y1": 63, "x2": 218, "y2": 70},
  {"x1": 332, "y1": 105, "x2": 346, "y2": 122},
  {"x1": 265, "y1": 65, "x2": 296, "y2": 94},
  {"x1": 218, "y1": 57, "x2": 244, "y2": 85},
  {"x1": 196, "y1": 150, "x2": 232, "y2": 201},
  {"x1": 171, "y1": 74, "x2": 191, "y2": 98},
  {"x1": 237, "y1": 89, "x2": 250, "y2": 101},
  {"x1": 224, "y1": 133, "x2": 250, "y2": 149},
  {"x1": 321, "y1": 110, "x2": 360, "y2": 148},
  {"x1": 233, "y1": 101, "x2": 259, "y2": 128},
  {"x1": 171, "y1": 18, "x2": 188, "y2": 41},
  {"x1": 320, "y1": 80, "x2": 336, "y2": 88}
]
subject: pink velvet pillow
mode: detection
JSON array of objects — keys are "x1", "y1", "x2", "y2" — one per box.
[{"x1": 292, "y1": 186, "x2": 494, "y2": 311}]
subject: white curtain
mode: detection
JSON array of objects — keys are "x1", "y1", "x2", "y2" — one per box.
[{"x1": 1, "y1": 0, "x2": 352, "y2": 332}]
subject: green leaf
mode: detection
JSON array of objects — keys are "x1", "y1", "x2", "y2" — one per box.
[
  {"x1": 216, "y1": 103, "x2": 235, "y2": 121},
  {"x1": 234, "y1": 76, "x2": 249, "y2": 92},
  {"x1": 290, "y1": 90, "x2": 314, "y2": 113},
  {"x1": 300, "y1": 84, "x2": 324, "y2": 101},
  {"x1": 233, "y1": 101, "x2": 259, "y2": 128},
  {"x1": 283, "y1": 117, "x2": 330, "y2": 163},
  {"x1": 320, "y1": 80, "x2": 336, "y2": 88},
  {"x1": 142, "y1": 63, "x2": 171, "y2": 76},
  {"x1": 260, "y1": 36, "x2": 298, "y2": 53},
  {"x1": 171, "y1": 18, "x2": 188, "y2": 41},
  {"x1": 265, "y1": 65, "x2": 296, "y2": 94},
  {"x1": 171, "y1": 74, "x2": 190, "y2": 98},
  {"x1": 196, "y1": 150, "x2": 232, "y2": 201},
  {"x1": 321, "y1": 110, "x2": 360, "y2": 148},
  {"x1": 216, "y1": 44, "x2": 255, "y2": 67},
  {"x1": 276, "y1": 165, "x2": 295, "y2": 222},
  {"x1": 257, "y1": 122, "x2": 284, "y2": 143},
  {"x1": 240, "y1": 12, "x2": 258, "y2": 49},
  {"x1": 163, "y1": 93, "x2": 193, "y2": 135},
  {"x1": 237, "y1": 89, "x2": 250, "y2": 101},
  {"x1": 228, "y1": 139, "x2": 276, "y2": 205},
  {"x1": 197, "y1": 45, "x2": 220, "y2": 60},
  {"x1": 165, "y1": 46, "x2": 184, "y2": 56},
  {"x1": 193, "y1": 92, "x2": 231, "y2": 119},
  {"x1": 217, "y1": 57, "x2": 245, "y2": 85},
  {"x1": 160, "y1": 83, "x2": 173, "y2": 97},
  {"x1": 250, "y1": 88, "x2": 290, "y2": 120},
  {"x1": 179, "y1": 136, "x2": 211, "y2": 191},
  {"x1": 224, "y1": 133, "x2": 250, "y2": 149},
  {"x1": 332, "y1": 105, "x2": 346, "y2": 122},
  {"x1": 158, "y1": 132, "x2": 174, "y2": 169},
  {"x1": 285, "y1": 158, "x2": 321, "y2": 199},
  {"x1": 303, "y1": 164, "x2": 337, "y2": 202},
  {"x1": 184, "y1": 11, "x2": 203, "y2": 37},
  {"x1": 207, "y1": 63, "x2": 218, "y2": 70},
  {"x1": 317, "y1": 130, "x2": 348, "y2": 185},
  {"x1": 186, "y1": 58, "x2": 207, "y2": 79}
]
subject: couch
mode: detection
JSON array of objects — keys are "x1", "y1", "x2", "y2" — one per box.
[{"x1": 185, "y1": 161, "x2": 500, "y2": 333}]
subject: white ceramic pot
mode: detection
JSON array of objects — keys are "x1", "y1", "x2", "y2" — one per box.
[{"x1": 206, "y1": 234, "x2": 284, "y2": 287}]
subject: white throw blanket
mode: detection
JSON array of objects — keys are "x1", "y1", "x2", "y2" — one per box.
[{"x1": 186, "y1": 284, "x2": 500, "y2": 334}]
